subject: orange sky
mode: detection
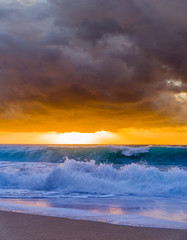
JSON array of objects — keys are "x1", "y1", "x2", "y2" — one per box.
[
  {"x1": 0, "y1": 127, "x2": 187, "y2": 145},
  {"x1": 0, "y1": 0, "x2": 186, "y2": 145}
]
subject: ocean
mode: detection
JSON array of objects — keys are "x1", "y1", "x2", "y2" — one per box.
[{"x1": 0, "y1": 144, "x2": 186, "y2": 229}]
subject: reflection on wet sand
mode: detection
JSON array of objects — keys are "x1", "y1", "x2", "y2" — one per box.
[
  {"x1": 0, "y1": 199, "x2": 51, "y2": 208},
  {"x1": 0, "y1": 197, "x2": 186, "y2": 228},
  {"x1": 142, "y1": 209, "x2": 187, "y2": 223}
]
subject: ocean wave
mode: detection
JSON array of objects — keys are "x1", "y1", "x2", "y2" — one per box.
[
  {"x1": 110, "y1": 146, "x2": 150, "y2": 156},
  {"x1": 0, "y1": 145, "x2": 186, "y2": 166},
  {"x1": 0, "y1": 160, "x2": 186, "y2": 198}
]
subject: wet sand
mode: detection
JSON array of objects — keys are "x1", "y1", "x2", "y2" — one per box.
[{"x1": 0, "y1": 211, "x2": 186, "y2": 240}]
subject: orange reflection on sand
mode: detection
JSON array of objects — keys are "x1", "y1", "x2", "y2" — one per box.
[
  {"x1": 142, "y1": 209, "x2": 187, "y2": 222},
  {"x1": 91, "y1": 206, "x2": 125, "y2": 215},
  {"x1": 0, "y1": 199, "x2": 51, "y2": 208},
  {"x1": 108, "y1": 207, "x2": 124, "y2": 215}
]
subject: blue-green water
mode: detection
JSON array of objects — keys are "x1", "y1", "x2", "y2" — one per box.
[{"x1": 0, "y1": 145, "x2": 186, "y2": 229}]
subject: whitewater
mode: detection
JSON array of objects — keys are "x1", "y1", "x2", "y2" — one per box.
[{"x1": 0, "y1": 145, "x2": 186, "y2": 229}]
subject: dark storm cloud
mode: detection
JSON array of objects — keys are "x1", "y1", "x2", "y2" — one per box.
[{"x1": 0, "y1": 0, "x2": 187, "y2": 131}]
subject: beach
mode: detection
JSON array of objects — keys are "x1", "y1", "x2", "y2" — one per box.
[{"x1": 0, "y1": 211, "x2": 186, "y2": 240}]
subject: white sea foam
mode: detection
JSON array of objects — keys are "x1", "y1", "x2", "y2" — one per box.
[
  {"x1": 110, "y1": 146, "x2": 150, "y2": 156},
  {"x1": 0, "y1": 160, "x2": 186, "y2": 198}
]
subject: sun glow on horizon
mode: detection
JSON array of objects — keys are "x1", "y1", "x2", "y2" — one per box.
[
  {"x1": 45, "y1": 131, "x2": 117, "y2": 144},
  {"x1": 0, "y1": 127, "x2": 187, "y2": 145}
]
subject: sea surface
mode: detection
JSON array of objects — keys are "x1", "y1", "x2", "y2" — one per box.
[{"x1": 0, "y1": 144, "x2": 186, "y2": 229}]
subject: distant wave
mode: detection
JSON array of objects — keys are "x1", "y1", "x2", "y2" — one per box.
[
  {"x1": 110, "y1": 146, "x2": 150, "y2": 156},
  {"x1": 0, "y1": 145, "x2": 186, "y2": 166},
  {"x1": 0, "y1": 160, "x2": 186, "y2": 198}
]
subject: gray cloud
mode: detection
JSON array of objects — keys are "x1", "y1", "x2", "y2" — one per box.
[{"x1": 0, "y1": 0, "x2": 186, "y2": 131}]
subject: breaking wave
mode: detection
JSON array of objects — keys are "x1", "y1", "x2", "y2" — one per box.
[
  {"x1": 111, "y1": 146, "x2": 150, "y2": 156},
  {"x1": 0, "y1": 160, "x2": 186, "y2": 198},
  {"x1": 0, "y1": 145, "x2": 186, "y2": 166}
]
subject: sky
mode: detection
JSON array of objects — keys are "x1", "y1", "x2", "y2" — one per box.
[{"x1": 0, "y1": 0, "x2": 187, "y2": 144}]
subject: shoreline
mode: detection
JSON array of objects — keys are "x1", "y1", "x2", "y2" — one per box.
[{"x1": 0, "y1": 211, "x2": 186, "y2": 240}]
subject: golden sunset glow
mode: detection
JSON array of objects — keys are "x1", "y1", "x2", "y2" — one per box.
[
  {"x1": 41, "y1": 131, "x2": 117, "y2": 144},
  {"x1": 0, "y1": 0, "x2": 186, "y2": 145},
  {"x1": 0, "y1": 127, "x2": 187, "y2": 145},
  {"x1": 175, "y1": 92, "x2": 187, "y2": 102}
]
